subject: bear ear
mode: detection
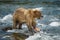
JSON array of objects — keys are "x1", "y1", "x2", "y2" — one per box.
[
  {"x1": 32, "y1": 10, "x2": 38, "y2": 18},
  {"x1": 33, "y1": 10, "x2": 39, "y2": 15},
  {"x1": 33, "y1": 10, "x2": 37, "y2": 14}
]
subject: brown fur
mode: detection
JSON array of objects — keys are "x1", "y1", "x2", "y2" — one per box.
[{"x1": 13, "y1": 8, "x2": 42, "y2": 32}]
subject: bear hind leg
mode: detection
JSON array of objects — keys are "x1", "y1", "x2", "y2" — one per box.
[
  {"x1": 18, "y1": 23, "x2": 22, "y2": 29},
  {"x1": 13, "y1": 21, "x2": 18, "y2": 29}
]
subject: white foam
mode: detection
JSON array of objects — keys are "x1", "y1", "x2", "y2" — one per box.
[
  {"x1": 33, "y1": 7, "x2": 43, "y2": 11},
  {"x1": 0, "y1": 14, "x2": 13, "y2": 27},
  {"x1": 38, "y1": 23, "x2": 45, "y2": 26},
  {"x1": 26, "y1": 31, "x2": 54, "y2": 40},
  {"x1": 49, "y1": 18, "x2": 59, "y2": 21},
  {"x1": 49, "y1": 22, "x2": 60, "y2": 27},
  {"x1": 7, "y1": 29, "x2": 16, "y2": 33},
  {"x1": 2, "y1": 14, "x2": 13, "y2": 23},
  {"x1": 7, "y1": 29, "x2": 26, "y2": 33},
  {"x1": 26, "y1": 33, "x2": 41, "y2": 40},
  {"x1": 2, "y1": 36, "x2": 10, "y2": 38}
]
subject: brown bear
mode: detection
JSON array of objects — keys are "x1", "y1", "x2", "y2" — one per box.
[{"x1": 13, "y1": 8, "x2": 43, "y2": 33}]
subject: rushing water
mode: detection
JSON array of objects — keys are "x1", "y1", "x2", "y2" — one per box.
[{"x1": 0, "y1": 3, "x2": 60, "y2": 40}]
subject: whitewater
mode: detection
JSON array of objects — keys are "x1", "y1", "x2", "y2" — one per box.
[{"x1": 0, "y1": 7, "x2": 60, "y2": 40}]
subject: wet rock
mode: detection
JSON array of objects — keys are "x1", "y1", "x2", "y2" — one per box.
[
  {"x1": 2, "y1": 27, "x2": 12, "y2": 31},
  {"x1": 12, "y1": 33, "x2": 29, "y2": 40}
]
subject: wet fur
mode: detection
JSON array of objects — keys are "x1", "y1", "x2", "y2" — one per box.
[{"x1": 13, "y1": 8, "x2": 42, "y2": 33}]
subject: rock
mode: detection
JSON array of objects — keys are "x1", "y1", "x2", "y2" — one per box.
[{"x1": 12, "y1": 33, "x2": 29, "y2": 40}]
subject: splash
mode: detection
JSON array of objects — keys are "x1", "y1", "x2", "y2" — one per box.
[
  {"x1": 2, "y1": 14, "x2": 13, "y2": 23},
  {"x1": 26, "y1": 31, "x2": 54, "y2": 40}
]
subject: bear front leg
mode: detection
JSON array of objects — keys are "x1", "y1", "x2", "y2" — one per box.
[
  {"x1": 32, "y1": 20, "x2": 36, "y2": 29},
  {"x1": 27, "y1": 24, "x2": 34, "y2": 35},
  {"x1": 32, "y1": 20, "x2": 40, "y2": 32},
  {"x1": 26, "y1": 20, "x2": 34, "y2": 34},
  {"x1": 32, "y1": 21, "x2": 37, "y2": 33}
]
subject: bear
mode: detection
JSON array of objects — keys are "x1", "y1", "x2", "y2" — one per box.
[{"x1": 13, "y1": 8, "x2": 43, "y2": 33}]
